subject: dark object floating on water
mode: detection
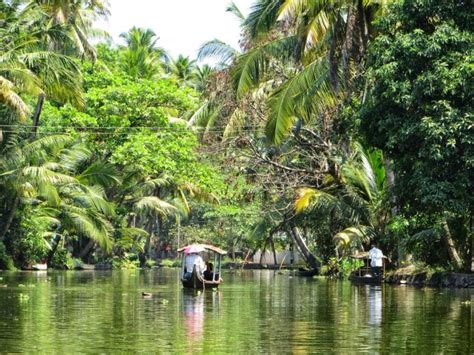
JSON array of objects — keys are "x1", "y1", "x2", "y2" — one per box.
[{"x1": 296, "y1": 268, "x2": 318, "y2": 277}]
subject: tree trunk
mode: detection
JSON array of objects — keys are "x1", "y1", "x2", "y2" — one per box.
[
  {"x1": 78, "y1": 239, "x2": 96, "y2": 260},
  {"x1": 31, "y1": 93, "x2": 45, "y2": 139},
  {"x1": 259, "y1": 238, "x2": 268, "y2": 265},
  {"x1": 47, "y1": 234, "x2": 62, "y2": 266},
  {"x1": 0, "y1": 195, "x2": 20, "y2": 242},
  {"x1": 471, "y1": 215, "x2": 473, "y2": 272},
  {"x1": 289, "y1": 227, "x2": 320, "y2": 271},
  {"x1": 442, "y1": 219, "x2": 463, "y2": 270},
  {"x1": 270, "y1": 235, "x2": 277, "y2": 265}
]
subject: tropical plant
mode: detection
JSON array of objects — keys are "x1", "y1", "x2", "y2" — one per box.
[
  {"x1": 295, "y1": 143, "x2": 388, "y2": 255},
  {"x1": 231, "y1": 0, "x2": 387, "y2": 143},
  {"x1": 23, "y1": 0, "x2": 110, "y2": 60},
  {"x1": 119, "y1": 27, "x2": 168, "y2": 79},
  {"x1": 168, "y1": 55, "x2": 197, "y2": 86},
  {"x1": 359, "y1": 0, "x2": 473, "y2": 270},
  {"x1": 0, "y1": 1, "x2": 83, "y2": 122}
]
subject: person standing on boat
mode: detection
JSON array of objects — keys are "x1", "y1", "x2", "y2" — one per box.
[
  {"x1": 184, "y1": 252, "x2": 205, "y2": 278},
  {"x1": 368, "y1": 244, "x2": 384, "y2": 277}
]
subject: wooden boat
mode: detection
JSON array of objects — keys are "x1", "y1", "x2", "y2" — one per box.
[
  {"x1": 178, "y1": 244, "x2": 227, "y2": 290},
  {"x1": 349, "y1": 272, "x2": 384, "y2": 284},
  {"x1": 349, "y1": 252, "x2": 386, "y2": 285}
]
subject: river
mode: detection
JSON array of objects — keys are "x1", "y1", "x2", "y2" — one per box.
[{"x1": 0, "y1": 269, "x2": 472, "y2": 353}]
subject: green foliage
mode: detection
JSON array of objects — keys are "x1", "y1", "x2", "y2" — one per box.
[
  {"x1": 160, "y1": 258, "x2": 181, "y2": 267},
  {"x1": 322, "y1": 257, "x2": 364, "y2": 278},
  {"x1": 50, "y1": 247, "x2": 75, "y2": 270},
  {"x1": 0, "y1": 242, "x2": 15, "y2": 270},
  {"x1": 359, "y1": 0, "x2": 473, "y2": 268},
  {"x1": 360, "y1": 0, "x2": 473, "y2": 217}
]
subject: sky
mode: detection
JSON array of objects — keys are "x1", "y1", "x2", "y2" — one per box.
[{"x1": 96, "y1": 0, "x2": 254, "y2": 62}]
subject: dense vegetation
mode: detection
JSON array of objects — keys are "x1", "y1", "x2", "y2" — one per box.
[{"x1": 0, "y1": 0, "x2": 472, "y2": 273}]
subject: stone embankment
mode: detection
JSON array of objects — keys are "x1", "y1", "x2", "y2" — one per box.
[{"x1": 385, "y1": 271, "x2": 474, "y2": 288}]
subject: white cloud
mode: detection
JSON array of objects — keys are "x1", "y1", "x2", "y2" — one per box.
[{"x1": 96, "y1": 0, "x2": 253, "y2": 60}]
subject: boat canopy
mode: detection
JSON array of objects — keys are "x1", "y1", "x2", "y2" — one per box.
[{"x1": 177, "y1": 243, "x2": 227, "y2": 255}]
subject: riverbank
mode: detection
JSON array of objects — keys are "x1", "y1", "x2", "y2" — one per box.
[{"x1": 384, "y1": 266, "x2": 474, "y2": 288}]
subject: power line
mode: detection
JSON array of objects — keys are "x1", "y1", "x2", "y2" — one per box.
[{"x1": 0, "y1": 123, "x2": 264, "y2": 131}]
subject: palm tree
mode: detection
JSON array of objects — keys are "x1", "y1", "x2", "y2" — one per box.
[
  {"x1": 23, "y1": 0, "x2": 110, "y2": 60},
  {"x1": 0, "y1": 6, "x2": 83, "y2": 122},
  {"x1": 294, "y1": 143, "x2": 389, "y2": 254},
  {"x1": 119, "y1": 27, "x2": 168, "y2": 79},
  {"x1": 0, "y1": 136, "x2": 118, "y2": 262},
  {"x1": 168, "y1": 55, "x2": 197, "y2": 86},
  {"x1": 195, "y1": 64, "x2": 213, "y2": 92},
  {"x1": 231, "y1": 0, "x2": 386, "y2": 143}
]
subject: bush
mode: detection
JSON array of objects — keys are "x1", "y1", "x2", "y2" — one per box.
[
  {"x1": 159, "y1": 258, "x2": 181, "y2": 267},
  {"x1": 50, "y1": 248, "x2": 74, "y2": 269},
  {"x1": 0, "y1": 242, "x2": 15, "y2": 270}
]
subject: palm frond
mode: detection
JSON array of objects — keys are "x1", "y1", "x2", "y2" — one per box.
[
  {"x1": 187, "y1": 100, "x2": 222, "y2": 130},
  {"x1": 38, "y1": 183, "x2": 61, "y2": 207},
  {"x1": 223, "y1": 109, "x2": 246, "y2": 139},
  {"x1": 265, "y1": 57, "x2": 336, "y2": 144},
  {"x1": 197, "y1": 39, "x2": 239, "y2": 65},
  {"x1": 294, "y1": 187, "x2": 336, "y2": 213},
  {"x1": 62, "y1": 204, "x2": 113, "y2": 252},
  {"x1": 71, "y1": 185, "x2": 115, "y2": 217},
  {"x1": 77, "y1": 161, "x2": 120, "y2": 187},
  {"x1": 231, "y1": 35, "x2": 297, "y2": 96},
  {"x1": 22, "y1": 166, "x2": 78, "y2": 185},
  {"x1": 244, "y1": 0, "x2": 284, "y2": 39},
  {"x1": 23, "y1": 134, "x2": 74, "y2": 157},
  {"x1": 334, "y1": 225, "x2": 375, "y2": 249},
  {"x1": 226, "y1": 1, "x2": 246, "y2": 21},
  {"x1": 0, "y1": 76, "x2": 30, "y2": 121},
  {"x1": 134, "y1": 196, "x2": 178, "y2": 217}
]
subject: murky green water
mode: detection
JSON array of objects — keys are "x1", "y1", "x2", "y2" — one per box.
[{"x1": 0, "y1": 269, "x2": 472, "y2": 353}]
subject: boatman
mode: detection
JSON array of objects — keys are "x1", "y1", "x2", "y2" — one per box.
[
  {"x1": 368, "y1": 244, "x2": 384, "y2": 277},
  {"x1": 184, "y1": 252, "x2": 205, "y2": 278}
]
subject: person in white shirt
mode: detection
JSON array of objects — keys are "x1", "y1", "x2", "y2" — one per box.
[
  {"x1": 184, "y1": 253, "x2": 205, "y2": 279},
  {"x1": 368, "y1": 244, "x2": 384, "y2": 277}
]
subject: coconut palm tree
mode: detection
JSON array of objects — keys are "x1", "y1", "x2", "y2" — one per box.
[
  {"x1": 0, "y1": 5, "x2": 83, "y2": 122},
  {"x1": 231, "y1": 0, "x2": 387, "y2": 143},
  {"x1": 168, "y1": 55, "x2": 197, "y2": 86},
  {"x1": 119, "y1": 27, "x2": 168, "y2": 79},
  {"x1": 23, "y1": 0, "x2": 110, "y2": 60},
  {"x1": 0, "y1": 136, "x2": 118, "y2": 261}
]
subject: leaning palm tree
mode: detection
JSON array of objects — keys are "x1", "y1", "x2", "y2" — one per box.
[
  {"x1": 0, "y1": 135, "x2": 76, "y2": 242},
  {"x1": 231, "y1": 0, "x2": 387, "y2": 143}
]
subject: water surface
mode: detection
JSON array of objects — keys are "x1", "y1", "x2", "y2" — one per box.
[{"x1": 0, "y1": 269, "x2": 472, "y2": 353}]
